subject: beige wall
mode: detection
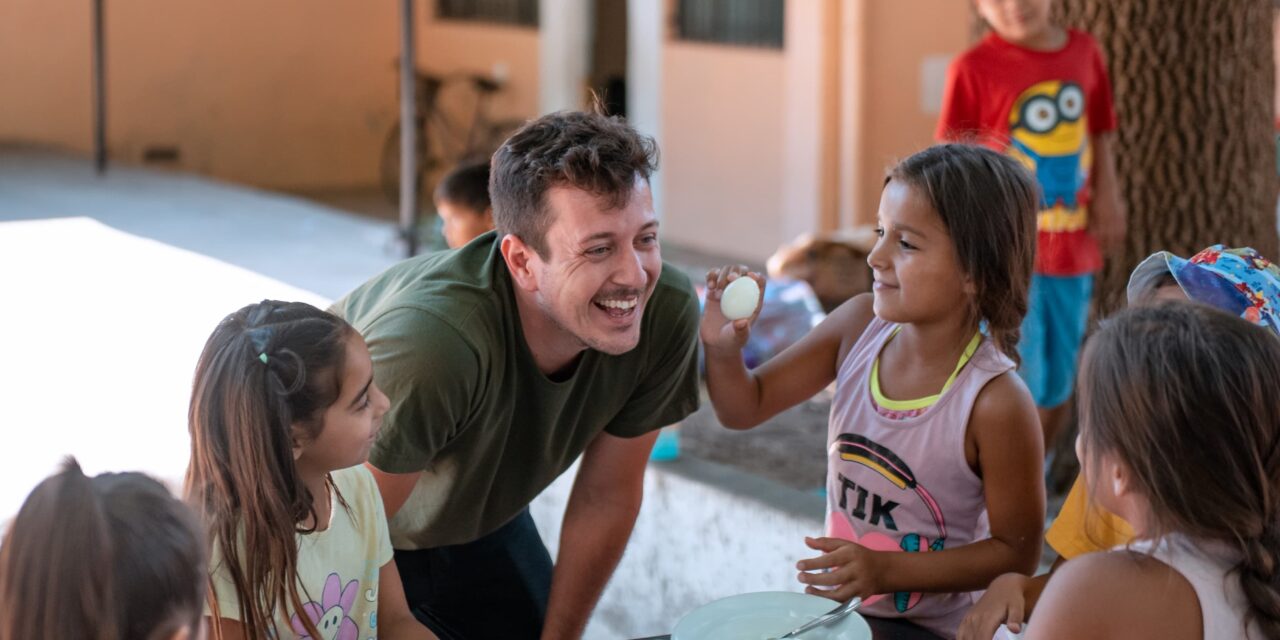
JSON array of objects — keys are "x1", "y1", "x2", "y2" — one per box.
[
  {"x1": 418, "y1": 7, "x2": 540, "y2": 128},
  {"x1": 660, "y1": 42, "x2": 786, "y2": 261},
  {"x1": 0, "y1": 1, "x2": 540, "y2": 192},
  {"x1": 0, "y1": 0, "x2": 411, "y2": 191},
  {"x1": 853, "y1": 0, "x2": 971, "y2": 225}
]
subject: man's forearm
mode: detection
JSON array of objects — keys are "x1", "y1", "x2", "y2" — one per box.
[{"x1": 541, "y1": 493, "x2": 642, "y2": 639}]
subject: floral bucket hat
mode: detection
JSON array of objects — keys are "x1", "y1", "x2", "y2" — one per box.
[{"x1": 1127, "y1": 244, "x2": 1280, "y2": 337}]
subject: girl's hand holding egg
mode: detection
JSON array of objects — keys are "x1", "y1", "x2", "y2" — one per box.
[{"x1": 700, "y1": 265, "x2": 765, "y2": 355}]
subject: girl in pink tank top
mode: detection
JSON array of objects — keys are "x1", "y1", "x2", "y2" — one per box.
[{"x1": 702, "y1": 144, "x2": 1045, "y2": 638}]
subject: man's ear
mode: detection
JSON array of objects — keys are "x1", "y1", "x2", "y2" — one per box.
[{"x1": 501, "y1": 233, "x2": 540, "y2": 293}]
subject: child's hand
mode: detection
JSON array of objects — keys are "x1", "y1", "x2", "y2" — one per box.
[
  {"x1": 795, "y1": 536, "x2": 886, "y2": 602},
  {"x1": 700, "y1": 266, "x2": 765, "y2": 355},
  {"x1": 956, "y1": 572, "x2": 1031, "y2": 640}
]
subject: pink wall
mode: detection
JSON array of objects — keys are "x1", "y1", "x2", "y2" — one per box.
[
  {"x1": 854, "y1": 0, "x2": 970, "y2": 225},
  {"x1": 660, "y1": 42, "x2": 787, "y2": 261},
  {"x1": 1, "y1": 0, "x2": 408, "y2": 190}
]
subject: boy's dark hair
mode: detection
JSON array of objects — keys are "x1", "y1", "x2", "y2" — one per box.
[
  {"x1": 434, "y1": 158, "x2": 492, "y2": 214},
  {"x1": 185, "y1": 300, "x2": 353, "y2": 640},
  {"x1": 886, "y1": 143, "x2": 1039, "y2": 364},
  {"x1": 1080, "y1": 303, "x2": 1280, "y2": 638},
  {"x1": 490, "y1": 109, "x2": 658, "y2": 258},
  {"x1": 0, "y1": 458, "x2": 207, "y2": 640}
]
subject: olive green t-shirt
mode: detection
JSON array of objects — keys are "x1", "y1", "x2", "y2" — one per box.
[{"x1": 330, "y1": 232, "x2": 700, "y2": 549}]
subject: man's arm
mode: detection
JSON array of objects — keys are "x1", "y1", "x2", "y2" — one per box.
[
  {"x1": 366, "y1": 463, "x2": 423, "y2": 520},
  {"x1": 540, "y1": 429, "x2": 658, "y2": 640}
]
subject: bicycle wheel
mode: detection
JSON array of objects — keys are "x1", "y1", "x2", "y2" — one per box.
[{"x1": 380, "y1": 121, "x2": 430, "y2": 206}]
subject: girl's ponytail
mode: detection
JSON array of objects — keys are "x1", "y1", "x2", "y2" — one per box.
[{"x1": 1236, "y1": 520, "x2": 1280, "y2": 638}]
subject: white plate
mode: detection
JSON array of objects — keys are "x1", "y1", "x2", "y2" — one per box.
[{"x1": 673, "y1": 591, "x2": 873, "y2": 640}]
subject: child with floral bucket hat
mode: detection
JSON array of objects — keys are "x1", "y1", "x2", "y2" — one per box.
[
  {"x1": 958, "y1": 244, "x2": 1280, "y2": 640},
  {"x1": 1126, "y1": 244, "x2": 1280, "y2": 336}
]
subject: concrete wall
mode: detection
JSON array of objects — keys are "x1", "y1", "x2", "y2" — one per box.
[
  {"x1": 0, "y1": 0, "x2": 408, "y2": 191},
  {"x1": 851, "y1": 0, "x2": 971, "y2": 225},
  {"x1": 660, "y1": 41, "x2": 786, "y2": 262},
  {"x1": 0, "y1": 0, "x2": 540, "y2": 192}
]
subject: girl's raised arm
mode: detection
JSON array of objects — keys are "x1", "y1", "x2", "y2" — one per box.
[{"x1": 702, "y1": 267, "x2": 874, "y2": 429}]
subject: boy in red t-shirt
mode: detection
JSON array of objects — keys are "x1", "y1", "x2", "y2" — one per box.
[{"x1": 937, "y1": 0, "x2": 1126, "y2": 450}]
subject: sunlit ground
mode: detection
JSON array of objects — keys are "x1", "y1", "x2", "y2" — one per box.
[{"x1": 0, "y1": 217, "x2": 328, "y2": 522}]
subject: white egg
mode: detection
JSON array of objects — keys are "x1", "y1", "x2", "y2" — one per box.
[{"x1": 720, "y1": 276, "x2": 761, "y2": 320}]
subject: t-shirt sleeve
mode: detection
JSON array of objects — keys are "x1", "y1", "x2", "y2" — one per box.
[
  {"x1": 1045, "y1": 475, "x2": 1135, "y2": 559},
  {"x1": 204, "y1": 540, "x2": 245, "y2": 622},
  {"x1": 1086, "y1": 37, "x2": 1118, "y2": 134},
  {"x1": 936, "y1": 56, "x2": 981, "y2": 142},
  {"x1": 352, "y1": 466, "x2": 395, "y2": 567},
  {"x1": 603, "y1": 277, "x2": 701, "y2": 438},
  {"x1": 363, "y1": 308, "x2": 481, "y2": 474}
]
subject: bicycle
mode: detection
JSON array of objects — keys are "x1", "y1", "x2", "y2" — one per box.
[{"x1": 380, "y1": 65, "x2": 525, "y2": 209}]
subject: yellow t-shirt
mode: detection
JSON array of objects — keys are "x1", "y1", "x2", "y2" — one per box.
[
  {"x1": 207, "y1": 465, "x2": 394, "y2": 638},
  {"x1": 1045, "y1": 475, "x2": 1136, "y2": 559}
]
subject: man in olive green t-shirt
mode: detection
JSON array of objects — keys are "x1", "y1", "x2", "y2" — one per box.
[{"x1": 331, "y1": 110, "x2": 700, "y2": 640}]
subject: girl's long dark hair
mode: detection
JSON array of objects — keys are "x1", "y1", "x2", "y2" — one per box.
[
  {"x1": 1081, "y1": 304, "x2": 1280, "y2": 639},
  {"x1": 886, "y1": 143, "x2": 1038, "y2": 365},
  {"x1": 185, "y1": 300, "x2": 351, "y2": 639},
  {"x1": 0, "y1": 458, "x2": 206, "y2": 640}
]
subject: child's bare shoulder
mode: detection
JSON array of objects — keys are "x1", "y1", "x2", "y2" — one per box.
[
  {"x1": 825, "y1": 293, "x2": 877, "y2": 364},
  {"x1": 1033, "y1": 550, "x2": 1201, "y2": 639},
  {"x1": 972, "y1": 371, "x2": 1037, "y2": 426}
]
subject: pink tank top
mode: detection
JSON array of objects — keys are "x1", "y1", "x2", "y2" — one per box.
[{"x1": 825, "y1": 317, "x2": 1015, "y2": 638}]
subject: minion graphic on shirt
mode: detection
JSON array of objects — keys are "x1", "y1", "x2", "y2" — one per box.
[{"x1": 1006, "y1": 80, "x2": 1092, "y2": 232}]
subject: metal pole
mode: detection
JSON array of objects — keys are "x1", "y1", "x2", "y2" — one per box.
[
  {"x1": 398, "y1": 0, "x2": 418, "y2": 257},
  {"x1": 92, "y1": 0, "x2": 106, "y2": 174}
]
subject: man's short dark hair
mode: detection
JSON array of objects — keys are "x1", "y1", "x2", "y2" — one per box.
[
  {"x1": 490, "y1": 110, "x2": 658, "y2": 258},
  {"x1": 434, "y1": 159, "x2": 492, "y2": 215}
]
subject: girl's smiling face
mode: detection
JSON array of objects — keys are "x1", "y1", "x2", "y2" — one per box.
[
  {"x1": 867, "y1": 180, "x2": 975, "y2": 324},
  {"x1": 294, "y1": 331, "x2": 390, "y2": 474}
]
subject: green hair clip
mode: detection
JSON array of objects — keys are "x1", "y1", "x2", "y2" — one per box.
[{"x1": 258, "y1": 352, "x2": 269, "y2": 365}]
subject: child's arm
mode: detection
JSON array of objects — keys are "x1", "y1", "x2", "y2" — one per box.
[
  {"x1": 1088, "y1": 132, "x2": 1126, "y2": 254},
  {"x1": 701, "y1": 267, "x2": 875, "y2": 429},
  {"x1": 957, "y1": 557, "x2": 1065, "y2": 640},
  {"x1": 798, "y1": 372, "x2": 1044, "y2": 598},
  {"x1": 377, "y1": 559, "x2": 438, "y2": 639},
  {"x1": 205, "y1": 618, "x2": 248, "y2": 640}
]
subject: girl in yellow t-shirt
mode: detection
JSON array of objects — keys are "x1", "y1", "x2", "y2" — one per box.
[{"x1": 187, "y1": 301, "x2": 435, "y2": 640}]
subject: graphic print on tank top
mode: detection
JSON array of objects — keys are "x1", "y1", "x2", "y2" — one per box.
[{"x1": 827, "y1": 432, "x2": 946, "y2": 613}]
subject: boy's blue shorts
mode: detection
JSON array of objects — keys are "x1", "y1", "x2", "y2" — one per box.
[{"x1": 1017, "y1": 273, "x2": 1094, "y2": 409}]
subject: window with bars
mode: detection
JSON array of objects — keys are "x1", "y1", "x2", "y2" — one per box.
[
  {"x1": 436, "y1": 0, "x2": 539, "y2": 28},
  {"x1": 675, "y1": 0, "x2": 784, "y2": 49}
]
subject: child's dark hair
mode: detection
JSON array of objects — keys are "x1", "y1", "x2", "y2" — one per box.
[
  {"x1": 1080, "y1": 303, "x2": 1280, "y2": 637},
  {"x1": 0, "y1": 458, "x2": 206, "y2": 640},
  {"x1": 886, "y1": 144, "x2": 1038, "y2": 364},
  {"x1": 185, "y1": 300, "x2": 353, "y2": 639},
  {"x1": 434, "y1": 158, "x2": 492, "y2": 214}
]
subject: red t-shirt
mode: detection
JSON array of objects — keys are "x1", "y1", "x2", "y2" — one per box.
[{"x1": 937, "y1": 29, "x2": 1117, "y2": 276}]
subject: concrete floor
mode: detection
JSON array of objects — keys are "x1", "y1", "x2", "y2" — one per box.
[{"x1": 0, "y1": 146, "x2": 821, "y2": 639}]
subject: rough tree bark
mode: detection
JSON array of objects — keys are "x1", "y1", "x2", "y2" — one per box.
[{"x1": 1055, "y1": 0, "x2": 1279, "y2": 314}]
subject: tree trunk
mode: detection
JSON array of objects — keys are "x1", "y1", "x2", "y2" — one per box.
[{"x1": 1055, "y1": 0, "x2": 1279, "y2": 314}]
